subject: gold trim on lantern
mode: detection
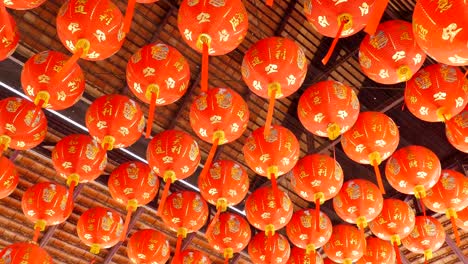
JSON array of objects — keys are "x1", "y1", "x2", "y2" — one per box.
[
  {"x1": 446, "y1": 208, "x2": 458, "y2": 219},
  {"x1": 34, "y1": 91, "x2": 50, "y2": 106},
  {"x1": 101, "y1": 135, "x2": 116, "y2": 151},
  {"x1": 356, "y1": 216, "x2": 368, "y2": 229},
  {"x1": 436, "y1": 107, "x2": 449, "y2": 122},
  {"x1": 267, "y1": 166, "x2": 279, "y2": 180},
  {"x1": 196, "y1": 33, "x2": 212, "y2": 50},
  {"x1": 414, "y1": 185, "x2": 426, "y2": 199},
  {"x1": 90, "y1": 244, "x2": 101, "y2": 254},
  {"x1": 127, "y1": 199, "x2": 138, "y2": 212},
  {"x1": 224, "y1": 248, "x2": 234, "y2": 259},
  {"x1": 0, "y1": 135, "x2": 11, "y2": 151},
  {"x1": 163, "y1": 170, "x2": 177, "y2": 183},
  {"x1": 267, "y1": 82, "x2": 282, "y2": 98},
  {"x1": 213, "y1": 130, "x2": 226, "y2": 145},
  {"x1": 337, "y1": 13, "x2": 353, "y2": 31},
  {"x1": 34, "y1": 219, "x2": 47, "y2": 231},
  {"x1": 397, "y1": 65, "x2": 412, "y2": 82},
  {"x1": 343, "y1": 258, "x2": 353, "y2": 264},
  {"x1": 216, "y1": 198, "x2": 228, "y2": 212},
  {"x1": 327, "y1": 122, "x2": 340, "y2": 141},
  {"x1": 265, "y1": 224, "x2": 275, "y2": 236},
  {"x1": 67, "y1": 173, "x2": 80, "y2": 187},
  {"x1": 424, "y1": 249, "x2": 433, "y2": 260},
  {"x1": 314, "y1": 192, "x2": 325, "y2": 205},
  {"x1": 75, "y1": 38, "x2": 91, "y2": 57},
  {"x1": 305, "y1": 243, "x2": 315, "y2": 255},
  {"x1": 145, "y1": 84, "x2": 160, "y2": 101},
  {"x1": 368, "y1": 151, "x2": 382, "y2": 165},
  {"x1": 177, "y1": 227, "x2": 188, "y2": 238},
  {"x1": 391, "y1": 234, "x2": 401, "y2": 245}
]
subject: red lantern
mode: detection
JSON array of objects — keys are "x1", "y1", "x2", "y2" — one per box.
[
  {"x1": 245, "y1": 186, "x2": 293, "y2": 236},
  {"x1": 180, "y1": 249, "x2": 212, "y2": 264},
  {"x1": 108, "y1": 161, "x2": 159, "y2": 240},
  {"x1": 207, "y1": 212, "x2": 251, "y2": 264},
  {"x1": 290, "y1": 154, "x2": 343, "y2": 231},
  {"x1": 401, "y1": 216, "x2": 445, "y2": 263},
  {"x1": 21, "y1": 182, "x2": 73, "y2": 242},
  {"x1": 0, "y1": 156, "x2": 18, "y2": 199},
  {"x1": 455, "y1": 207, "x2": 468, "y2": 232},
  {"x1": 323, "y1": 224, "x2": 366, "y2": 264},
  {"x1": 242, "y1": 37, "x2": 307, "y2": 136},
  {"x1": 85, "y1": 94, "x2": 144, "y2": 150},
  {"x1": 0, "y1": 97, "x2": 47, "y2": 155},
  {"x1": 0, "y1": 5, "x2": 19, "y2": 61},
  {"x1": 303, "y1": 0, "x2": 376, "y2": 64},
  {"x1": 298, "y1": 81, "x2": 360, "y2": 140},
  {"x1": 248, "y1": 232, "x2": 291, "y2": 264},
  {"x1": 368, "y1": 199, "x2": 416, "y2": 264},
  {"x1": 190, "y1": 87, "x2": 249, "y2": 181},
  {"x1": 160, "y1": 191, "x2": 208, "y2": 261},
  {"x1": 413, "y1": 0, "x2": 468, "y2": 66},
  {"x1": 423, "y1": 169, "x2": 468, "y2": 245},
  {"x1": 333, "y1": 179, "x2": 384, "y2": 232},
  {"x1": 243, "y1": 125, "x2": 299, "y2": 201},
  {"x1": 446, "y1": 106, "x2": 468, "y2": 153},
  {"x1": 359, "y1": 20, "x2": 426, "y2": 85},
  {"x1": 405, "y1": 64, "x2": 468, "y2": 122},
  {"x1": 127, "y1": 229, "x2": 170, "y2": 264},
  {"x1": 77, "y1": 206, "x2": 123, "y2": 255},
  {"x1": 341, "y1": 111, "x2": 400, "y2": 193},
  {"x1": 127, "y1": 42, "x2": 190, "y2": 138},
  {"x1": 147, "y1": 129, "x2": 200, "y2": 215},
  {"x1": 286, "y1": 209, "x2": 332, "y2": 254},
  {"x1": 356, "y1": 237, "x2": 395, "y2": 264},
  {"x1": 288, "y1": 247, "x2": 323, "y2": 264},
  {"x1": 178, "y1": 0, "x2": 248, "y2": 92},
  {"x1": 1, "y1": 0, "x2": 45, "y2": 9},
  {"x1": 0, "y1": 242, "x2": 52, "y2": 263}
]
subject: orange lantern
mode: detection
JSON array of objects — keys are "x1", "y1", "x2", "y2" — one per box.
[
  {"x1": 288, "y1": 247, "x2": 323, "y2": 264},
  {"x1": 0, "y1": 97, "x2": 47, "y2": 156},
  {"x1": 385, "y1": 145, "x2": 442, "y2": 216},
  {"x1": 147, "y1": 129, "x2": 200, "y2": 215},
  {"x1": 359, "y1": 20, "x2": 426, "y2": 85},
  {"x1": 286, "y1": 209, "x2": 332, "y2": 254},
  {"x1": 198, "y1": 160, "x2": 249, "y2": 228},
  {"x1": 290, "y1": 154, "x2": 343, "y2": 230},
  {"x1": 298, "y1": 81, "x2": 360, "y2": 140},
  {"x1": 423, "y1": 169, "x2": 468, "y2": 245},
  {"x1": 368, "y1": 199, "x2": 416, "y2": 264},
  {"x1": 243, "y1": 125, "x2": 299, "y2": 200},
  {"x1": 190, "y1": 87, "x2": 249, "y2": 181},
  {"x1": 127, "y1": 42, "x2": 190, "y2": 138},
  {"x1": 356, "y1": 237, "x2": 395, "y2": 264},
  {"x1": 455, "y1": 207, "x2": 468, "y2": 232},
  {"x1": 180, "y1": 249, "x2": 212, "y2": 264},
  {"x1": 0, "y1": 156, "x2": 18, "y2": 199},
  {"x1": 0, "y1": 4, "x2": 19, "y2": 61},
  {"x1": 160, "y1": 191, "x2": 208, "y2": 261},
  {"x1": 303, "y1": 0, "x2": 376, "y2": 64},
  {"x1": 248, "y1": 232, "x2": 291, "y2": 264},
  {"x1": 341, "y1": 111, "x2": 400, "y2": 193},
  {"x1": 178, "y1": 0, "x2": 248, "y2": 92},
  {"x1": 127, "y1": 229, "x2": 170, "y2": 264},
  {"x1": 0, "y1": 242, "x2": 52, "y2": 263},
  {"x1": 242, "y1": 37, "x2": 307, "y2": 136},
  {"x1": 405, "y1": 63, "x2": 468, "y2": 122},
  {"x1": 245, "y1": 186, "x2": 293, "y2": 236},
  {"x1": 77, "y1": 206, "x2": 123, "y2": 255},
  {"x1": 446, "y1": 106, "x2": 468, "y2": 153},
  {"x1": 323, "y1": 224, "x2": 366, "y2": 264},
  {"x1": 85, "y1": 94, "x2": 144, "y2": 151},
  {"x1": 412, "y1": 0, "x2": 468, "y2": 66},
  {"x1": 401, "y1": 216, "x2": 445, "y2": 263},
  {"x1": 108, "y1": 161, "x2": 159, "y2": 240},
  {"x1": 21, "y1": 182, "x2": 73, "y2": 242},
  {"x1": 207, "y1": 212, "x2": 251, "y2": 264}
]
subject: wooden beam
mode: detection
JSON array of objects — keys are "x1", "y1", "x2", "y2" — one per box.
[
  {"x1": 444, "y1": 233, "x2": 468, "y2": 263},
  {"x1": 274, "y1": 0, "x2": 298, "y2": 36}
]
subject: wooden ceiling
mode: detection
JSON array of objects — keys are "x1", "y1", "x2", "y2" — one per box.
[{"x1": 0, "y1": 0, "x2": 467, "y2": 263}]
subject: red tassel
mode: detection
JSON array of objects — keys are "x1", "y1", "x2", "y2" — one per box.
[
  {"x1": 123, "y1": 0, "x2": 137, "y2": 34},
  {"x1": 120, "y1": 209, "x2": 133, "y2": 241},
  {"x1": 263, "y1": 89, "x2": 276, "y2": 138},
  {"x1": 358, "y1": 222, "x2": 365, "y2": 238},
  {"x1": 224, "y1": 256, "x2": 229, "y2": 264},
  {"x1": 50, "y1": 48, "x2": 83, "y2": 86},
  {"x1": 0, "y1": 146, "x2": 4, "y2": 157},
  {"x1": 0, "y1": 2, "x2": 14, "y2": 41},
  {"x1": 32, "y1": 225, "x2": 41, "y2": 243},
  {"x1": 201, "y1": 42, "x2": 209, "y2": 92},
  {"x1": 450, "y1": 215, "x2": 461, "y2": 246},
  {"x1": 372, "y1": 160, "x2": 386, "y2": 194},
  {"x1": 89, "y1": 257, "x2": 96, "y2": 264},
  {"x1": 145, "y1": 91, "x2": 157, "y2": 138},
  {"x1": 265, "y1": 234, "x2": 273, "y2": 264},
  {"x1": 30, "y1": 99, "x2": 44, "y2": 127},
  {"x1": 270, "y1": 172, "x2": 281, "y2": 207},
  {"x1": 157, "y1": 178, "x2": 172, "y2": 216},
  {"x1": 393, "y1": 240, "x2": 402, "y2": 264},
  {"x1": 198, "y1": 137, "x2": 220, "y2": 181},
  {"x1": 315, "y1": 197, "x2": 321, "y2": 232},
  {"x1": 173, "y1": 235, "x2": 184, "y2": 263},
  {"x1": 266, "y1": 0, "x2": 273, "y2": 6},
  {"x1": 322, "y1": 18, "x2": 347, "y2": 65},
  {"x1": 364, "y1": 0, "x2": 389, "y2": 35},
  {"x1": 206, "y1": 207, "x2": 222, "y2": 237}
]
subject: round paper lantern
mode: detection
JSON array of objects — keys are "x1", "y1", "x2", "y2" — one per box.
[
  {"x1": 290, "y1": 154, "x2": 343, "y2": 230},
  {"x1": 126, "y1": 42, "x2": 190, "y2": 138},
  {"x1": 1, "y1": 0, "x2": 46, "y2": 9},
  {"x1": 207, "y1": 212, "x2": 251, "y2": 263},
  {"x1": 127, "y1": 229, "x2": 170, "y2": 264},
  {"x1": 178, "y1": 0, "x2": 248, "y2": 92},
  {"x1": 248, "y1": 232, "x2": 291, "y2": 264},
  {"x1": 85, "y1": 94, "x2": 144, "y2": 150},
  {"x1": 0, "y1": 156, "x2": 18, "y2": 199},
  {"x1": 160, "y1": 191, "x2": 208, "y2": 261},
  {"x1": 288, "y1": 247, "x2": 323, "y2": 264},
  {"x1": 357, "y1": 237, "x2": 395, "y2": 264},
  {"x1": 0, "y1": 7, "x2": 19, "y2": 61},
  {"x1": 423, "y1": 169, "x2": 468, "y2": 245},
  {"x1": 359, "y1": 20, "x2": 426, "y2": 84},
  {"x1": 405, "y1": 63, "x2": 468, "y2": 122},
  {"x1": 446, "y1": 106, "x2": 468, "y2": 153},
  {"x1": 286, "y1": 209, "x2": 332, "y2": 254},
  {"x1": 455, "y1": 207, "x2": 468, "y2": 232},
  {"x1": 21, "y1": 182, "x2": 73, "y2": 242},
  {"x1": 298, "y1": 81, "x2": 360, "y2": 140},
  {"x1": 333, "y1": 179, "x2": 384, "y2": 231},
  {"x1": 190, "y1": 87, "x2": 249, "y2": 181},
  {"x1": 108, "y1": 161, "x2": 159, "y2": 240},
  {"x1": 180, "y1": 249, "x2": 212, "y2": 264},
  {"x1": 412, "y1": 0, "x2": 468, "y2": 66},
  {"x1": 401, "y1": 216, "x2": 445, "y2": 263},
  {"x1": 323, "y1": 224, "x2": 366, "y2": 264},
  {"x1": 0, "y1": 97, "x2": 47, "y2": 155},
  {"x1": 147, "y1": 129, "x2": 200, "y2": 215},
  {"x1": 341, "y1": 111, "x2": 400, "y2": 193},
  {"x1": 0, "y1": 242, "x2": 52, "y2": 263},
  {"x1": 242, "y1": 37, "x2": 307, "y2": 136},
  {"x1": 77, "y1": 206, "x2": 123, "y2": 254},
  {"x1": 21, "y1": 50, "x2": 85, "y2": 110}
]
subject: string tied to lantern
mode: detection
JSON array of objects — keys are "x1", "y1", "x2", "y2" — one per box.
[
  {"x1": 32, "y1": 219, "x2": 47, "y2": 242},
  {"x1": 391, "y1": 234, "x2": 403, "y2": 264},
  {"x1": 206, "y1": 198, "x2": 228, "y2": 236},
  {"x1": 264, "y1": 82, "x2": 281, "y2": 137},
  {"x1": 50, "y1": 38, "x2": 90, "y2": 87},
  {"x1": 305, "y1": 243, "x2": 316, "y2": 255},
  {"x1": 66, "y1": 173, "x2": 80, "y2": 197},
  {"x1": 123, "y1": 0, "x2": 136, "y2": 34},
  {"x1": 224, "y1": 248, "x2": 234, "y2": 264},
  {"x1": 267, "y1": 165, "x2": 281, "y2": 206},
  {"x1": 101, "y1": 135, "x2": 116, "y2": 151},
  {"x1": 369, "y1": 151, "x2": 385, "y2": 194},
  {"x1": 343, "y1": 259, "x2": 353, "y2": 264},
  {"x1": 145, "y1": 84, "x2": 160, "y2": 138},
  {"x1": 174, "y1": 227, "x2": 188, "y2": 262},
  {"x1": 157, "y1": 170, "x2": 177, "y2": 216},
  {"x1": 414, "y1": 185, "x2": 427, "y2": 217},
  {"x1": 356, "y1": 216, "x2": 367, "y2": 236},
  {"x1": 446, "y1": 208, "x2": 460, "y2": 245},
  {"x1": 196, "y1": 34, "x2": 212, "y2": 93},
  {"x1": 322, "y1": 14, "x2": 351, "y2": 65},
  {"x1": 0, "y1": 135, "x2": 11, "y2": 157},
  {"x1": 436, "y1": 107, "x2": 449, "y2": 122},
  {"x1": 424, "y1": 249, "x2": 432, "y2": 264},
  {"x1": 198, "y1": 130, "x2": 225, "y2": 180},
  {"x1": 120, "y1": 198, "x2": 138, "y2": 241},
  {"x1": 90, "y1": 243, "x2": 101, "y2": 255},
  {"x1": 30, "y1": 90, "x2": 51, "y2": 125},
  {"x1": 327, "y1": 122, "x2": 341, "y2": 141},
  {"x1": 314, "y1": 192, "x2": 325, "y2": 232}
]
